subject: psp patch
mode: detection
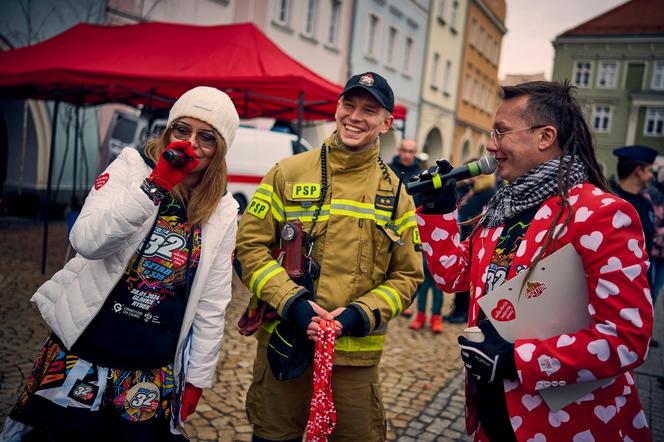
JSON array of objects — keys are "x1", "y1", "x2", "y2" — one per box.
[
  {"x1": 291, "y1": 183, "x2": 320, "y2": 200},
  {"x1": 247, "y1": 198, "x2": 270, "y2": 219},
  {"x1": 68, "y1": 379, "x2": 99, "y2": 406}
]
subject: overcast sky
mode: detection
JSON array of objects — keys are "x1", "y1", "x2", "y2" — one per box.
[{"x1": 499, "y1": 0, "x2": 627, "y2": 79}]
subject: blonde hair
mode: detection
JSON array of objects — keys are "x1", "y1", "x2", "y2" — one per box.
[{"x1": 144, "y1": 121, "x2": 228, "y2": 226}]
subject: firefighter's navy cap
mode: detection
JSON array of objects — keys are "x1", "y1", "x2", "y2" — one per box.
[
  {"x1": 340, "y1": 72, "x2": 395, "y2": 113},
  {"x1": 613, "y1": 145, "x2": 659, "y2": 164}
]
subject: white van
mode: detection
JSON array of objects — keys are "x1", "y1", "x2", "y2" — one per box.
[{"x1": 99, "y1": 112, "x2": 311, "y2": 212}]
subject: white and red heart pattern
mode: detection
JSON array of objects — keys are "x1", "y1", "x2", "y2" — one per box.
[
  {"x1": 577, "y1": 369, "x2": 596, "y2": 382},
  {"x1": 535, "y1": 205, "x2": 552, "y2": 220},
  {"x1": 595, "y1": 278, "x2": 619, "y2": 299},
  {"x1": 556, "y1": 334, "x2": 575, "y2": 348},
  {"x1": 516, "y1": 240, "x2": 527, "y2": 257},
  {"x1": 587, "y1": 339, "x2": 610, "y2": 361},
  {"x1": 620, "y1": 308, "x2": 643, "y2": 327},
  {"x1": 574, "y1": 206, "x2": 593, "y2": 223},
  {"x1": 521, "y1": 393, "x2": 543, "y2": 411},
  {"x1": 593, "y1": 405, "x2": 617, "y2": 423},
  {"x1": 535, "y1": 230, "x2": 547, "y2": 243},
  {"x1": 415, "y1": 214, "x2": 425, "y2": 225},
  {"x1": 516, "y1": 343, "x2": 536, "y2": 362},
  {"x1": 439, "y1": 254, "x2": 457, "y2": 268},
  {"x1": 572, "y1": 430, "x2": 595, "y2": 442},
  {"x1": 622, "y1": 264, "x2": 641, "y2": 281},
  {"x1": 548, "y1": 409, "x2": 570, "y2": 428},
  {"x1": 615, "y1": 396, "x2": 626, "y2": 411},
  {"x1": 504, "y1": 378, "x2": 519, "y2": 392},
  {"x1": 600, "y1": 197, "x2": 615, "y2": 207},
  {"x1": 595, "y1": 320, "x2": 617, "y2": 336},
  {"x1": 580, "y1": 231, "x2": 603, "y2": 251},
  {"x1": 442, "y1": 212, "x2": 456, "y2": 221},
  {"x1": 510, "y1": 416, "x2": 523, "y2": 432},
  {"x1": 430, "y1": 227, "x2": 449, "y2": 241},
  {"x1": 632, "y1": 410, "x2": 647, "y2": 429},
  {"x1": 627, "y1": 239, "x2": 642, "y2": 258},
  {"x1": 421, "y1": 242, "x2": 433, "y2": 256},
  {"x1": 477, "y1": 247, "x2": 485, "y2": 260},
  {"x1": 617, "y1": 344, "x2": 638, "y2": 367},
  {"x1": 433, "y1": 274, "x2": 445, "y2": 286},
  {"x1": 492, "y1": 227, "x2": 503, "y2": 242},
  {"x1": 568, "y1": 194, "x2": 579, "y2": 205},
  {"x1": 588, "y1": 303, "x2": 596, "y2": 316},
  {"x1": 611, "y1": 210, "x2": 632, "y2": 229},
  {"x1": 527, "y1": 433, "x2": 546, "y2": 442},
  {"x1": 600, "y1": 257, "x2": 622, "y2": 274}
]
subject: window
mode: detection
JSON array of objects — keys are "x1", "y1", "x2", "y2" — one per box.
[
  {"x1": 431, "y1": 52, "x2": 441, "y2": 88},
  {"x1": 473, "y1": 79, "x2": 479, "y2": 106},
  {"x1": 450, "y1": 1, "x2": 459, "y2": 30},
  {"x1": 366, "y1": 13, "x2": 380, "y2": 58},
  {"x1": 464, "y1": 75, "x2": 471, "y2": 101},
  {"x1": 652, "y1": 61, "x2": 664, "y2": 90},
  {"x1": 573, "y1": 61, "x2": 593, "y2": 87},
  {"x1": 327, "y1": 0, "x2": 341, "y2": 46},
  {"x1": 443, "y1": 60, "x2": 452, "y2": 94},
  {"x1": 274, "y1": 0, "x2": 291, "y2": 26},
  {"x1": 591, "y1": 105, "x2": 611, "y2": 133},
  {"x1": 470, "y1": 19, "x2": 477, "y2": 46},
  {"x1": 386, "y1": 26, "x2": 398, "y2": 68},
  {"x1": 403, "y1": 36, "x2": 413, "y2": 75},
  {"x1": 481, "y1": 84, "x2": 487, "y2": 109},
  {"x1": 478, "y1": 27, "x2": 485, "y2": 55},
  {"x1": 597, "y1": 62, "x2": 618, "y2": 88},
  {"x1": 487, "y1": 34, "x2": 493, "y2": 60},
  {"x1": 303, "y1": 0, "x2": 317, "y2": 36},
  {"x1": 644, "y1": 108, "x2": 664, "y2": 136},
  {"x1": 437, "y1": 0, "x2": 446, "y2": 22}
]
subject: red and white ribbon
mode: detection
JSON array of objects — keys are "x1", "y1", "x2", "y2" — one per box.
[{"x1": 306, "y1": 319, "x2": 337, "y2": 442}]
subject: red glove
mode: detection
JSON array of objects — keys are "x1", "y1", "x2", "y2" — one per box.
[
  {"x1": 180, "y1": 383, "x2": 203, "y2": 421},
  {"x1": 148, "y1": 141, "x2": 200, "y2": 191}
]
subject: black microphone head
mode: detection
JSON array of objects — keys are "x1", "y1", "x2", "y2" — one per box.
[{"x1": 478, "y1": 156, "x2": 498, "y2": 175}]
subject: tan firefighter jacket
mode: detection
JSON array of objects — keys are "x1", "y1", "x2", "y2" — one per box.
[{"x1": 235, "y1": 133, "x2": 423, "y2": 366}]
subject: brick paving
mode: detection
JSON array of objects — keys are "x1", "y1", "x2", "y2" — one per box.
[{"x1": 0, "y1": 219, "x2": 662, "y2": 441}]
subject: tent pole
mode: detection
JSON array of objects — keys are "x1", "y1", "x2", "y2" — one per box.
[
  {"x1": 72, "y1": 103, "x2": 80, "y2": 205},
  {"x1": 296, "y1": 91, "x2": 304, "y2": 149},
  {"x1": 42, "y1": 92, "x2": 61, "y2": 274}
]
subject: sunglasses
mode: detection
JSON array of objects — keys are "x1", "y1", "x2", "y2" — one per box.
[{"x1": 170, "y1": 121, "x2": 218, "y2": 150}]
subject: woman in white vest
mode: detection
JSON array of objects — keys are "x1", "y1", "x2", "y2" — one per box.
[{"x1": 2, "y1": 86, "x2": 239, "y2": 441}]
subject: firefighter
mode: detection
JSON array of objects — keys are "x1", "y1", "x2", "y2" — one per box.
[{"x1": 235, "y1": 72, "x2": 423, "y2": 441}]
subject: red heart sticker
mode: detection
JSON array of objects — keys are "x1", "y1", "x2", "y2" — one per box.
[
  {"x1": 491, "y1": 299, "x2": 516, "y2": 321},
  {"x1": 94, "y1": 173, "x2": 109, "y2": 190},
  {"x1": 172, "y1": 249, "x2": 187, "y2": 267}
]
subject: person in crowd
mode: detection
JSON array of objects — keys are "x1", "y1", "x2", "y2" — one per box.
[
  {"x1": 645, "y1": 156, "x2": 664, "y2": 307},
  {"x1": 611, "y1": 145, "x2": 658, "y2": 291},
  {"x1": 1, "y1": 86, "x2": 240, "y2": 441},
  {"x1": 444, "y1": 172, "x2": 498, "y2": 325},
  {"x1": 416, "y1": 81, "x2": 653, "y2": 441},
  {"x1": 235, "y1": 72, "x2": 422, "y2": 441},
  {"x1": 388, "y1": 140, "x2": 444, "y2": 333}
]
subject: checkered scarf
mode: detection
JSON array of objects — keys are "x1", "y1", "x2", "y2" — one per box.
[{"x1": 480, "y1": 155, "x2": 588, "y2": 228}]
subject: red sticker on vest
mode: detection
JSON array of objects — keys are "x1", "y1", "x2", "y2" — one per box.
[
  {"x1": 172, "y1": 249, "x2": 187, "y2": 267},
  {"x1": 491, "y1": 299, "x2": 516, "y2": 321},
  {"x1": 94, "y1": 173, "x2": 109, "y2": 190}
]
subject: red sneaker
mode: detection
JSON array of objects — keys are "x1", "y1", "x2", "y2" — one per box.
[
  {"x1": 430, "y1": 315, "x2": 443, "y2": 334},
  {"x1": 409, "y1": 312, "x2": 426, "y2": 330}
]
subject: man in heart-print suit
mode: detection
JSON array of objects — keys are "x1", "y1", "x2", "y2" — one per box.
[{"x1": 416, "y1": 81, "x2": 653, "y2": 441}]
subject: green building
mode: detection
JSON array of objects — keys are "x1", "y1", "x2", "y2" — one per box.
[{"x1": 552, "y1": 0, "x2": 664, "y2": 176}]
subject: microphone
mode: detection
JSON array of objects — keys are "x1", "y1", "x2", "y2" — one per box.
[
  {"x1": 163, "y1": 149, "x2": 193, "y2": 167},
  {"x1": 405, "y1": 156, "x2": 498, "y2": 195}
]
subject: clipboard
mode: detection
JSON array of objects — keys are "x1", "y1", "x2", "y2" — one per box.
[{"x1": 477, "y1": 243, "x2": 612, "y2": 411}]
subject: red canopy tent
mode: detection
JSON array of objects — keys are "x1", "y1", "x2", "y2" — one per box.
[
  {"x1": 0, "y1": 21, "x2": 407, "y2": 273},
  {"x1": 0, "y1": 21, "x2": 407, "y2": 120}
]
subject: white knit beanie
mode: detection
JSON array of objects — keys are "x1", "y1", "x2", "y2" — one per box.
[{"x1": 167, "y1": 86, "x2": 239, "y2": 149}]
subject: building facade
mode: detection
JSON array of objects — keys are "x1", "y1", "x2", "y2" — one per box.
[
  {"x1": 552, "y1": 0, "x2": 664, "y2": 175},
  {"x1": 417, "y1": 0, "x2": 468, "y2": 163},
  {"x1": 348, "y1": 0, "x2": 429, "y2": 158},
  {"x1": 451, "y1": 0, "x2": 506, "y2": 164}
]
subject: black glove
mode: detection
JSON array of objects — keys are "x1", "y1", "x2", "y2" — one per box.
[
  {"x1": 416, "y1": 159, "x2": 458, "y2": 214},
  {"x1": 335, "y1": 305, "x2": 364, "y2": 337},
  {"x1": 287, "y1": 296, "x2": 316, "y2": 334},
  {"x1": 457, "y1": 320, "x2": 517, "y2": 384}
]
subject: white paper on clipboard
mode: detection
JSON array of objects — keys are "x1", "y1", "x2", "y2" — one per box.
[{"x1": 477, "y1": 243, "x2": 612, "y2": 411}]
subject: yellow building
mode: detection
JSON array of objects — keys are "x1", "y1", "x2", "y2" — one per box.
[{"x1": 452, "y1": 0, "x2": 506, "y2": 164}]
